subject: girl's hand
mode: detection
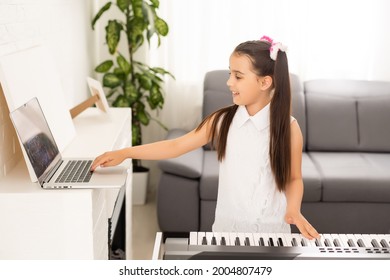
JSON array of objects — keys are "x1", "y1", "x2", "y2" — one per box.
[
  {"x1": 90, "y1": 149, "x2": 127, "y2": 171},
  {"x1": 285, "y1": 211, "x2": 320, "y2": 240}
]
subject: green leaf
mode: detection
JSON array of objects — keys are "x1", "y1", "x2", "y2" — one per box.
[
  {"x1": 150, "y1": 0, "x2": 160, "y2": 8},
  {"x1": 117, "y1": 53, "x2": 131, "y2": 74},
  {"x1": 132, "y1": 102, "x2": 149, "y2": 126},
  {"x1": 155, "y1": 17, "x2": 168, "y2": 36},
  {"x1": 152, "y1": 67, "x2": 175, "y2": 79},
  {"x1": 137, "y1": 109, "x2": 150, "y2": 125},
  {"x1": 103, "y1": 73, "x2": 122, "y2": 88},
  {"x1": 92, "y1": 2, "x2": 112, "y2": 30},
  {"x1": 139, "y1": 74, "x2": 152, "y2": 90},
  {"x1": 116, "y1": 0, "x2": 130, "y2": 12},
  {"x1": 113, "y1": 67, "x2": 126, "y2": 81},
  {"x1": 112, "y1": 95, "x2": 130, "y2": 107},
  {"x1": 94, "y1": 60, "x2": 113, "y2": 73},
  {"x1": 134, "y1": 35, "x2": 144, "y2": 51},
  {"x1": 132, "y1": 0, "x2": 144, "y2": 18},
  {"x1": 106, "y1": 88, "x2": 118, "y2": 99},
  {"x1": 124, "y1": 81, "x2": 138, "y2": 102},
  {"x1": 105, "y1": 20, "x2": 123, "y2": 54},
  {"x1": 148, "y1": 84, "x2": 163, "y2": 109},
  {"x1": 128, "y1": 17, "x2": 146, "y2": 50}
]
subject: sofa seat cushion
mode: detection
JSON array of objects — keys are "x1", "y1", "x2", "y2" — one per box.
[
  {"x1": 200, "y1": 151, "x2": 219, "y2": 200},
  {"x1": 310, "y1": 152, "x2": 390, "y2": 202},
  {"x1": 302, "y1": 153, "x2": 322, "y2": 202}
]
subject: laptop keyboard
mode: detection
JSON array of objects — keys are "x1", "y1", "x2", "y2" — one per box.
[{"x1": 55, "y1": 160, "x2": 93, "y2": 183}]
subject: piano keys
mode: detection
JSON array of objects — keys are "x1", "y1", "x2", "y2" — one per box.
[{"x1": 152, "y1": 232, "x2": 390, "y2": 260}]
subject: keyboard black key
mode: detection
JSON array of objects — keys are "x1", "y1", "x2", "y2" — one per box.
[
  {"x1": 235, "y1": 237, "x2": 240, "y2": 246},
  {"x1": 380, "y1": 239, "x2": 389, "y2": 248},
  {"x1": 245, "y1": 237, "x2": 250, "y2": 246},
  {"x1": 202, "y1": 236, "x2": 207, "y2": 245},
  {"x1": 357, "y1": 239, "x2": 366, "y2": 247},
  {"x1": 324, "y1": 239, "x2": 332, "y2": 247},
  {"x1": 291, "y1": 238, "x2": 298, "y2": 246},
  {"x1": 347, "y1": 239, "x2": 356, "y2": 247},
  {"x1": 259, "y1": 237, "x2": 265, "y2": 246},
  {"x1": 211, "y1": 236, "x2": 217, "y2": 245},
  {"x1": 268, "y1": 238, "x2": 275, "y2": 247},
  {"x1": 333, "y1": 239, "x2": 341, "y2": 247},
  {"x1": 371, "y1": 239, "x2": 380, "y2": 248},
  {"x1": 315, "y1": 239, "x2": 322, "y2": 247},
  {"x1": 221, "y1": 237, "x2": 226, "y2": 246},
  {"x1": 277, "y1": 237, "x2": 283, "y2": 246}
]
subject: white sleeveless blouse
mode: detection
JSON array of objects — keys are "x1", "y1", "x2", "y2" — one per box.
[{"x1": 212, "y1": 104, "x2": 294, "y2": 233}]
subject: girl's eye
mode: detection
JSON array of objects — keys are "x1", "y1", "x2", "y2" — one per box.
[{"x1": 236, "y1": 75, "x2": 242, "y2": 80}]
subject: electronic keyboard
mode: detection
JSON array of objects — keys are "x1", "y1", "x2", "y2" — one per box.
[{"x1": 152, "y1": 232, "x2": 390, "y2": 260}]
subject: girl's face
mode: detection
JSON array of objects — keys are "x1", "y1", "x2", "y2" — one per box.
[{"x1": 227, "y1": 53, "x2": 271, "y2": 115}]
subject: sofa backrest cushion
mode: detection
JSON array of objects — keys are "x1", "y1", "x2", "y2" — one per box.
[
  {"x1": 305, "y1": 80, "x2": 390, "y2": 152},
  {"x1": 203, "y1": 70, "x2": 233, "y2": 119},
  {"x1": 202, "y1": 70, "x2": 306, "y2": 149},
  {"x1": 290, "y1": 73, "x2": 306, "y2": 149}
]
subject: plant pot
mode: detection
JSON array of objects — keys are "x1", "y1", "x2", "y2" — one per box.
[{"x1": 132, "y1": 166, "x2": 149, "y2": 205}]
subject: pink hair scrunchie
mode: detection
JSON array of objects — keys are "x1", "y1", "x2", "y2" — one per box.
[{"x1": 260, "y1": 35, "x2": 288, "y2": 61}]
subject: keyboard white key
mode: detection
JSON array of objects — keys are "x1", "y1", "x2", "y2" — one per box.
[
  {"x1": 283, "y1": 233, "x2": 295, "y2": 247},
  {"x1": 190, "y1": 232, "x2": 198, "y2": 246}
]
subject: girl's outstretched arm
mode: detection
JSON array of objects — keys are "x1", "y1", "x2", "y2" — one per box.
[
  {"x1": 284, "y1": 120, "x2": 320, "y2": 240},
  {"x1": 90, "y1": 117, "x2": 213, "y2": 171}
]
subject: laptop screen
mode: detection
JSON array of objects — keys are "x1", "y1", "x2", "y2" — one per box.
[{"x1": 10, "y1": 97, "x2": 61, "y2": 184}]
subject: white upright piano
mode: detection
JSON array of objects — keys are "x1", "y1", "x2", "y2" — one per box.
[{"x1": 0, "y1": 107, "x2": 132, "y2": 260}]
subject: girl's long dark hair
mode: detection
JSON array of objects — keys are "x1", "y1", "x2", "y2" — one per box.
[{"x1": 196, "y1": 40, "x2": 291, "y2": 192}]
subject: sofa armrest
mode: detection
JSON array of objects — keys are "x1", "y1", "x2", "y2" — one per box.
[{"x1": 158, "y1": 129, "x2": 204, "y2": 179}]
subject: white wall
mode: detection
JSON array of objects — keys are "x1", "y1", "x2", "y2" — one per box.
[{"x1": 0, "y1": 0, "x2": 95, "y2": 179}]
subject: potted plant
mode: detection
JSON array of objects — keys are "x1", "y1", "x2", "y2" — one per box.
[{"x1": 92, "y1": 0, "x2": 174, "y2": 204}]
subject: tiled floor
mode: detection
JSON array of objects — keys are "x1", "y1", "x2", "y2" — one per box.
[{"x1": 131, "y1": 191, "x2": 160, "y2": 260}]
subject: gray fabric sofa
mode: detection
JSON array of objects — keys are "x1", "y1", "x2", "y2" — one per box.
[{"x1": 157, "y1": 70, "x2": 390, "y2": 235}]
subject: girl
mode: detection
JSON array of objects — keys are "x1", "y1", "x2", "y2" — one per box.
[{"x1": 91, "y1": 36, "x2": 320, "y2": 240}]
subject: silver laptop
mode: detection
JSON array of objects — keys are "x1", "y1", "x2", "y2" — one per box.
[{"x1": 10, "y1": 97, "x2": 128, "y2": 189}]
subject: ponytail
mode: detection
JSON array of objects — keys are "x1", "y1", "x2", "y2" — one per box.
[{"x1": 269, "y1": 50, "x2": 291, "y2": 192}]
